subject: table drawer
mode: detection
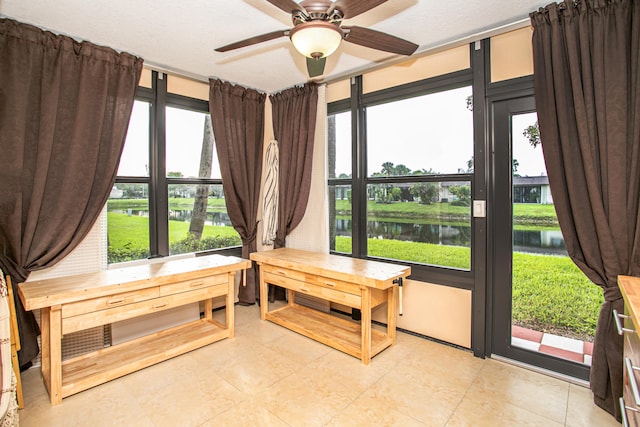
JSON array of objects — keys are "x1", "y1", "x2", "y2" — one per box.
[
  {"x1": 262, "y1": 264, "x2": 360, "y2": 295},
  {"x1": 62, "y1": 287, "x2": 160, "y2": 318},
  {"x1": 264, "y1": 271, "x2": 361, "y2": 308},
  {"x1": 303, "y1": 273, "x2": 361, "y2": 296},
  {"x1": 63, "y1": 285, "x2": 227, "y2": 335},
  {"x1": 160, "y1": 274, "x2": 227, "y2": 296},
  {"x1": 262, "y1": 265, "x2": 306, "y2": 282}
]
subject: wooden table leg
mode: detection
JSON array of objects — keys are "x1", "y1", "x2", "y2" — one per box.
[
  {"x1": 258, "y1": 264, "x2": 268, "y2": 320},
  {"x1": 387, "y1": 285, "x2": 398, "y2": 345},
  {"x1": 225, "y1": 272, "x2": 234, "y2": 337},
  {"x1": 204, "y1": 298, "x2": 213, "y2": 321},
  {"x1": 361, "y1": 288, "x2": 372, "y2": 365},
  {"x1": 39, "y1": 307, "x2": 51, "y2": 394},
  {"x1": 48, "y1": 305, "x2": 63, "y2": 405}
]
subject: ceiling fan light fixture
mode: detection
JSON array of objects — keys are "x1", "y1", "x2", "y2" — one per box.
[{"x1": 290, "y1": 21, "x2": 342, "y2": 59}]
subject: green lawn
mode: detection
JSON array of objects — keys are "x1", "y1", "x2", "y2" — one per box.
[
  {"x1": 107, "y1": 212, "x2": 239, "y2": 248},
  {"x1": 107, "y1": 212, "x2": 241, "y2": 262},
  {"x1": 512, "y1": 252, "x2": 602, "y2": 340}
]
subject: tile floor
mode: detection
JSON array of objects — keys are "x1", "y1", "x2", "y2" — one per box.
[
  {"x1": 511, "y1": 325, "x2": 594, "y2": 365},
  {"x1": 18, "y1": 304, "x2": 619, "y2": 427}
]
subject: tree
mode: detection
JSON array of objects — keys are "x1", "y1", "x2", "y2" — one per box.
[
  {"x1": 412, "y1": 168, "x2": 437, "y2": 175},
  {"x1": 459, "y1": 157, "x2": 473, "y2": 173},
  {"x1": 410, "y1": 182, "x2": 438, "y2": 205},
  {"x1": 188, "y1": 115, "x2": 214, "y2": 239},
  {"x1": 465, "y1": 95, "x2": 473, "y2": 111},
  {"x1": 523, "y1": 121, "x2": 541, "y2": 148},
  {"x1": 512, "y1": 158, "x2": 520, "y2": 175},
  {"x1": 373, "y1": 184, "x2": 398, "y2": 204},
  {"x1": 381, "y1": 161, "x2": 395, "y2": 176},
  {"x1": 394, "y1": 164, "x2": 411, "y2": 176},
  {"x1": 450, "y1": 185, "x2": 471, "y2": 206}
]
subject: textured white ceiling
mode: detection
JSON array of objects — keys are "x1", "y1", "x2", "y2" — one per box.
[{"x1": 0, "y1": 0, "x2": 549, "y2": 93}]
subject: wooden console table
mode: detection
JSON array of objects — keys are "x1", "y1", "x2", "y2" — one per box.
[
  {"x1": 250, "y1": 248, "x2": 411, "y2": 364},
  {"x1": 18, "y1": 254, "x2": 250, "y2": 405}
]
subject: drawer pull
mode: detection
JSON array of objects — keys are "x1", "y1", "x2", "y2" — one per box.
[
  {"x1": 626, "y1": 357, "x2": 640, "y2": 407},
  {"x1": 299, "y1": 287, "x2": 310, "y2": 293},
  {"x1": 107, "y1": 297, "x2": 125, "y2": 305},
  {"x1": 620, "y1": 397, "x2": 640, "y2": 427},
  {"x1": 153, "y1": 303, "x2": 168, "y2": 309},
  {"x1": 189, "y1": 281, "x2": 206, "y2": 288},
  {"x1": 613, "y1": 309, "x2": 635, "y2": 335},
  {"x1": 323, "y1": 281, "x2": 337, "y2": 287}
]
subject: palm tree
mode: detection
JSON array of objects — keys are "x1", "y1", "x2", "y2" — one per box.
[{"x1": 188, "y1": 115, "x2": 214, "y2": 239}]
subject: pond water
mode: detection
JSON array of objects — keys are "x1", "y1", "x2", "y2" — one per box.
[
  {"x1": 111, "y1": 209, "x2": 232, "y2": 227},
  {"x1": 112, "y1": 208, "x2": 566, "y2": 255},
  {"x1": 336, "y1": 219, "x2": 566, "y2": 255}
]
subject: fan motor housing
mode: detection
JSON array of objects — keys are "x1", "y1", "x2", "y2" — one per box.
[{"x1": 294, "y1": 0, "x2": 343, "y2": 25}]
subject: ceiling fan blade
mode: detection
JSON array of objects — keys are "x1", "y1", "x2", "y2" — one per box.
[
  {"x1": 343, "y1": 26, "x2": 418, "y2": 56},
  {"x1": 265, "y1": 0, "x2": 307, "y2": 14},
  {"x1": 306, "y1": 57, "x2": 326, "y2": 77},
  {"x1": 215, "y1": 30, "x2": 289, "y2": 52},
  {"x1": 329, "y1": 0, "x2": 388, "y2": 19}
]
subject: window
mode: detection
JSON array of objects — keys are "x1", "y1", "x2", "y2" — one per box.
[
  {"x1": 365, "y1": 86, "x2": 473, "y2": 269},
  {"x1": 108, "y1": 100, "x2": 151, "y2": 263},
  {"x1": 108, "y1": 72, "x2": 240, "y2": 264},
  {"x1": 328, "y1": 110, "x2": 352, "y2": 254},
  {"x1": 329, "y1": 77, "x2": 474, "y2": 278}
]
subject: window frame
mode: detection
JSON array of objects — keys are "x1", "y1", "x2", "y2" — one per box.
[
  {"x1": 112, "y1": 71, "x2": 241, "y2": 263},
  {"x1": 328, "y1": 69, "x2": 477, "y2": 289}
]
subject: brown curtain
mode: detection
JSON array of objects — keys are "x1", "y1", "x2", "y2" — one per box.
[
  {"x1": 0, "y1": 18, "x2": 143, "y2": 367},
  {"x1": 269, "y1": 83, "x2": 318, "y2": 249},
  {"x1": 530, "y1": 0, "x2": 640, "y2": 420},
  {"x1": 209, "y1": 79, "x2": 266, "y2": 305}
]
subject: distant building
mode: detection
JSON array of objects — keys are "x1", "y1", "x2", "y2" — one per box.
[
  {"x1": 513, "y1": 176, "x2": 553, "y2": 204},
  {"x1": 110, "y1": 185, "x2": 123, "y2": 199}
]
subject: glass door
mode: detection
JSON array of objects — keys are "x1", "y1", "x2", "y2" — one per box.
[{"x1": 491, "y1": 96, "x2": 599, "y2": 381}]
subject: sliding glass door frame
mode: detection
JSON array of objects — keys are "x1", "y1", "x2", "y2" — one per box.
[{"x1": 488, "y1": 93, "x2": 590, "y2": 382}]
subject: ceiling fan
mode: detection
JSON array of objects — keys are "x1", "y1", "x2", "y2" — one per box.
[{"x1": 215, "y1": 0, "x2": 419, "y2": 77}]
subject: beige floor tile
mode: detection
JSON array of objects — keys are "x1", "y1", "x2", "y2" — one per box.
[
  {"x1": 17, "y1": 302, "x2": 613, "y2": 427},
  {"x1": 113, "y1": 350, "x2": 208, "y2": 398},
  {"x1": 254, "y1": 372, "x2": 355, "y2": 426},
  {"x1": 402, "y1": 339, "x2": 484, "y2": 385},
  {"x1": 362, "y1": 361, "x2": 472, "y2": 425},
  {"x1": 235, "y1": 313, "x2": 290, "y2": 345},
  {"x1": 20, "y1": 367, "x2": 48, "y2": 401},
  {"x1": 216, "y1": 344, "x2": 302, "y2": 396},
  {"x1": 132, "y1": 372, "x2": 245, "y2": 426},
  {"x1": 20, "y1": 372, "x2": 155, "y2": 427},
  {"x1": 188, "y1": 331, "x2": 270, "y2": 367},
  {"x1": 201, "y1": 396, "x2": 290, "y2": 426},
  {"x1": 262, "y1": 328, "x2": 333, "y2": 364},
  {"x1": 467, "y1": 359, "x2": 570, "y2": 424},
  {"x1": 298, "y1": 350, "x2": 392, "y2": 399},
  {"x1": 326, "y1": 394, "x2": 426, "y2": 427},
  {"x1": 446, "y1": 389, "x2": 564, "y2": 427},
  {"x1": 565, "y1": 384, "x2": 620, "y2": 427}
]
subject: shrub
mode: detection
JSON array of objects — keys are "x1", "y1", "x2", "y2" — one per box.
[
  {"x1": 108, "y1": 244, "x2": 150, "y2": 264},
  {"x1": 169, "y1": 234, "x2": 242, "y2": 253}
]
